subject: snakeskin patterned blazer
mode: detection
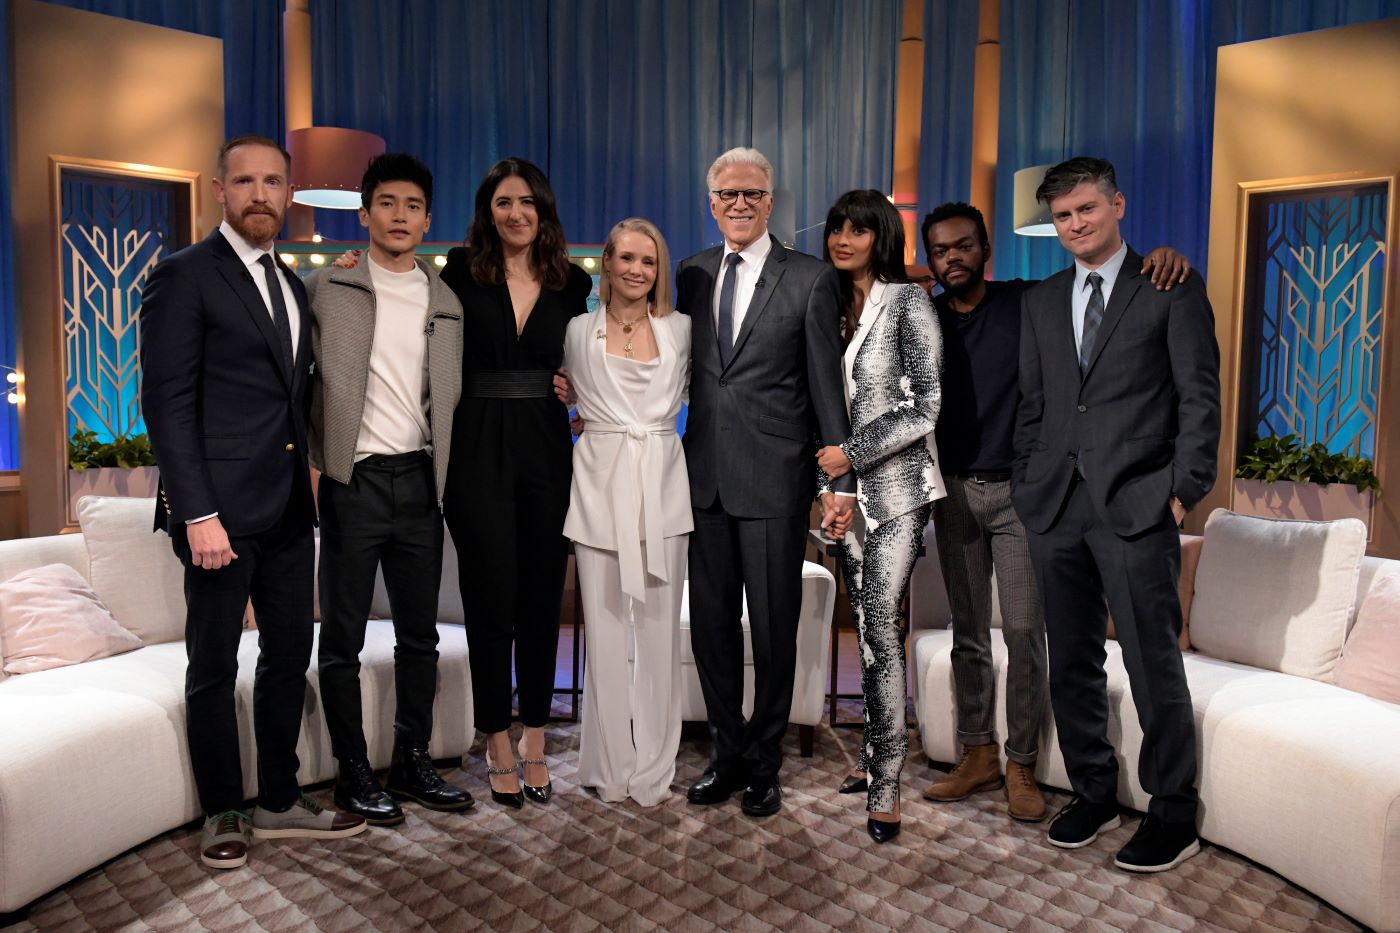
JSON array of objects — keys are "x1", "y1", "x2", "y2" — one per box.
[{"x1": 833, "y1": 280, "x2": 946, "y2": 528}]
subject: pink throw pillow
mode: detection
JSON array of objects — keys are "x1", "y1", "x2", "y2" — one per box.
[
  {"x1": 0, "y1": 563, "x2": 144, "y2": 674},
  {"x1": 1333, "y1": 571, "x2": 1400, "y2": 704}
]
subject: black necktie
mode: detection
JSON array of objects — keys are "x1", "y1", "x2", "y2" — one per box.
[
  {"x1": 1079, "y1": 271, "x2": 1104, "y2": 374},
  {"x1": 717, "y1": 252, "x2": 743, "y2": 367},
  {"x1": 257, "y1": 253, "x2": 295, "y2": 378}
]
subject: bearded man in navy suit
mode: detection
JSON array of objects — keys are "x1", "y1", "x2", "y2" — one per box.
[{"x1": 141, "y1": 135, "x2": 365, "y2": 871}]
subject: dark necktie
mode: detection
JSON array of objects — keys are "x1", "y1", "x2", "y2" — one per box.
[
  {"x1": 1079, "y1": 271, "x2": 1104, "y2": 374},
  {"x1": 257, "y1": 253, "x2": 295, "y2": 378},
  {"x1": 717, "y1": 252, "x2": 743, "y2": 367}
]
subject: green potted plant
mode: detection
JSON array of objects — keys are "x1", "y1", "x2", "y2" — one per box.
[
  {"x1": 1233, "y1": 434, "x2": 1379, "y2": 529},
  {"x1": 67, "y1": 429, "x2": 160, "y2": 517}
]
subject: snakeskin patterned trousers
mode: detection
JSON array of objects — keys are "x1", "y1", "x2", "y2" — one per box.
[{"x1": 838, "y1": 503, "x2": 932, "y2": 813}]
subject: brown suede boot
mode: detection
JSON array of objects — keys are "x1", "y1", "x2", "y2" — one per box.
[
  {"x1": 923, "y1": 743, "x2": 1003, "y2": 801},
  {"x1": 1004, "y1": 759, "x2": 1048, "y2": 822}
]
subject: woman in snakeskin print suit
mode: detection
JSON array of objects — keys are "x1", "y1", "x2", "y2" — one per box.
[{"x1": 817, "y1": 190, "x2": 945, "y2": 843}]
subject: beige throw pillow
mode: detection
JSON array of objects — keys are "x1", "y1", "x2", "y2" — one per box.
[
  {"x1": 1189, "y1": 509, "x2": 1365, "y2": 681},
  {"x1": 0, "y1": 563, "x2": 143, "y2": 674},
  {"x1": 77, "y1": 495, "x2": 187, "y2": 645},
  {"x1": 1333, "y1": 570, "x2": 1400, "y2": 704}
]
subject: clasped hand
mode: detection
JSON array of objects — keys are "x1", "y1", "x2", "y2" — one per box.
[{"x1": 817, "y1": 445, "x2": 851, "y2": 479}]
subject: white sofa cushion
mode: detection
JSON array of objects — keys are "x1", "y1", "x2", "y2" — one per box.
[
  {"x1": 76, "y1": 495, "x2": 187, "y2": 645},
  {"x1": 1189, "y1": 509, "x2": 1365, "y2": 681}
]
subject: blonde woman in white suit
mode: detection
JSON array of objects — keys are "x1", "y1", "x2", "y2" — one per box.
[
  {"x1": 563, "y1": 218, "x2": 692, "y2": 806},
  {"x1": 817, "y1": 190, "x2": 945, "y2": 843}
]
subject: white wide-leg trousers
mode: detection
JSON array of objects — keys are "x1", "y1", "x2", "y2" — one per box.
[{"x1": 575, "y1": 535, "x2": 687, "y2": 806}]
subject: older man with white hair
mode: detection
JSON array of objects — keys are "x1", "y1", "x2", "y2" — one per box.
[{"x1": 677, "y1": 148, "x2": 854, "y2": 817}]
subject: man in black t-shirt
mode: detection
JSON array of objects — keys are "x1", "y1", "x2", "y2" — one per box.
[{"x1": 920, "y1": 202, "x2": 1188, "y2": 823}]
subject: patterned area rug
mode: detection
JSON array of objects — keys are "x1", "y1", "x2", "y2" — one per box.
[{"x1": 11, "y1": 721, "x2": 1360, "y2": 932}]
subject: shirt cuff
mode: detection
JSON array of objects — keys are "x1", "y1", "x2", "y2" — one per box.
[
  {"x1": 834, "y1": 492, "x2": 856, "y2": 498},
  {"x1": 186, "y1": 512, "x2": 219, "y2": 524}
]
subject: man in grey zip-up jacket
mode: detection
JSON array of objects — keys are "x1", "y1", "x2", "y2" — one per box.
[{"x1": 305, "y1": 153, "x2": 469, "y2": 825}]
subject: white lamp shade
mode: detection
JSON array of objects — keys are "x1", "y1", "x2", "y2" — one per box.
[{"x1": 1013, "y1": 164, "x2": 1058, "y2": 236}]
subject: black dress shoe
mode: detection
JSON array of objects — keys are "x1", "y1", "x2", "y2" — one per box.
[
  {"x1": 866, "y1": 817, "x2": 901, "y2": 843},
  {"x1": 838, "y1": 774, "x2": 868, "y2": 795},
  {"x1": 334, "y1": 758, "x2": 405, "y2": 826},
  {"x1": 386, "y1": 743, "x2": 474, "y2": 812},
  {"x1": 740, "y1": 780, "x2": 782, "y2": 817},
  {"x1": 687, "y1": 769, "x2": 743, "y2": 805}
]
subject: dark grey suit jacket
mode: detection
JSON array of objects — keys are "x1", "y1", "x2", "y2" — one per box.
[
  {"x1": 1011, "y1": 247, "x2": 1220, "y2": 537},
  {"x1": 677, "y1": 233, "x2": 855, "y2": 518}
]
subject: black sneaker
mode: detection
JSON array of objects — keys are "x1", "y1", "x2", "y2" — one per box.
[
  {"x1": 1114, "y1": 816, "x2": 1201, "y2": 872},
  {"x1": 1047, "y1": 796, "x2": 1121, "y2": 849}
]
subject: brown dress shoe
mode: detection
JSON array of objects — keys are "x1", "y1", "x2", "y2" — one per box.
[
  {"x1": 1005, "y1": 759, "x2": 1048, "y2": 822},
  {"x1": 923, "y1": 743, "x2": 1003, "y2": 801}
]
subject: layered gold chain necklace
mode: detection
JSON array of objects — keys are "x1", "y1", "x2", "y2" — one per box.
[{"x1": 605, "y1": 308, "x2": 650, "y2": 358}]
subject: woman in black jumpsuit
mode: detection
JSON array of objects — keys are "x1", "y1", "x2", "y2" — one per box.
[{"x1": 440, "y1": 158, "x2": 591, "y2": 808}]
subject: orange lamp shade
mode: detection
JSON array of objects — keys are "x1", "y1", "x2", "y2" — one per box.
[{"x1": 287, "y1": 127, "x2": 386, "y2": 209}]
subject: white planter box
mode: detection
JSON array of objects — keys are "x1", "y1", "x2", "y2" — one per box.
[
  {"x1": 67, "y1": 465, "x2": 159, "y2": 525},
  {"x1": 1231, "y1": 478, "x2": 1374, "y2": 535}
]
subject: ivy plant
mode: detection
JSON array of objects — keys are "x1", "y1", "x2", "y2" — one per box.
[
  {"x1": 1234, "y1": 434, "x2": 1381, "y2": 495},
  {"x1": 68, "y1": 430, "x2": 156, "y2": 471}
]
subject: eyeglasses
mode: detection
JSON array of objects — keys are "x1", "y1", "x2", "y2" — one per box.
[{"x1": 711, "y1": 188, "x2": 770, "y2": 205}]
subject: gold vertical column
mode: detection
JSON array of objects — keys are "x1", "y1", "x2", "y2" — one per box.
[
  {"x1": 893, "y1": 0, "x2": 925, "y2": 267},
  {"x1": 284, "y1": 0, "x2": 314, "y2": 240},
  {"x1": 969, "y1": 0, "x2": 1000, "y2": 272}
]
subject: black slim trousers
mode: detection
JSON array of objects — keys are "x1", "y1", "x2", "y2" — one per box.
[
  {"x1": 177, "y1": 494, "x2": 315, "y2": 815},
  {"x1": 317, "y1": 450, "x2": 444, "y2": 764},
  {"x1": 1026, "y1": 475, "x2": 1199, "y2": 824}
]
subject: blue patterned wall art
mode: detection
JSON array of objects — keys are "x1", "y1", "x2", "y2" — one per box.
[
  {"x1": 60, "y1": 171, "x2": 183, "y2": 444},
  {"x1": 1246, "y1": 183, "x2": 1389, "y2": 459}
]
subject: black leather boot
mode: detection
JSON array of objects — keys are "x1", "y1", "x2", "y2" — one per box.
[
  {"x1": 386, "y1": 742, "x2": 474, "y2": 812},
  {"x1": 334, "y1": 758, "x2": 404, "y2": 826}
]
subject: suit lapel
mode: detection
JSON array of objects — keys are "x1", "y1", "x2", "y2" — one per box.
[
  {"x1": 1083, "y1": 252, "x2": 1144, "y2": 379},
  {"x1": 692, "y1": 247, "x2": 722, "y2": 361},
  {"x1": 211, "y1": 231, "x2": 293, "y2": 391},
  {"x1": 1054, "y1": 272, "x2": 1077, "y2": 370},
  {"x1": 726, "y1": 234, "x2": 786, "y2": 370}
]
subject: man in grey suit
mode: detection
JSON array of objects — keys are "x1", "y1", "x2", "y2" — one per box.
[
  {"x1": 678, "y1": 148, "x2": 855, "y2": 817},
  {"x1": 1013, "y1": 157, "x2": 1220, "y2": 871}
]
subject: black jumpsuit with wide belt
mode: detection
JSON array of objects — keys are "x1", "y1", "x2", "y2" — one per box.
[{"x1": 440, "y1": 249, "x2": 592, "y2": 733}]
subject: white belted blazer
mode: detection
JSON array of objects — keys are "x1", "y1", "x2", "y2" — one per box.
[{"x1": 562, "y1": 307, "x2": 694, "y2": 601}]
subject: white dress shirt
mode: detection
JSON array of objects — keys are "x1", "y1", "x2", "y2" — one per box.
[
  {"x1": 1071, "y1": 239, "x2": 1128, "y2": 354},
  {"x1": 711, "y1": 233, "x2": 773, "y2": 343},
  {"x1": 219, "y1": 219, "x2": 302, "y2": 358}
]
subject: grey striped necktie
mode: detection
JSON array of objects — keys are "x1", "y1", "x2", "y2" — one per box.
[{"x1": 1079, "y1": 271, "x2": 1104, "y2": 374}]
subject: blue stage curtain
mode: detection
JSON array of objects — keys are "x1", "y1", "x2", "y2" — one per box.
[
  {"x1": 917, "y1": 0, "x2": 979, "y2": 236},
  {"x1": 991, "y1": 0, "x2": 1400, "y2": 283},
  {"x1": 0, "y1": 0, "x2": 17, "y2": 468},
  {"x1": 311, "y1": 0, "x2": 901, "y2": 261},
  {"x1": 310, "y1": 0, "x2": 552, "y2": 243}
]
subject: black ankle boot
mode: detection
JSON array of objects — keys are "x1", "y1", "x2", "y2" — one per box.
[
  {"x1": 386, "y1": 742, "x2": 474, "y2": 812},
  {"x1": 334, "y1": 758, "x2": 404, "y2": 826}
]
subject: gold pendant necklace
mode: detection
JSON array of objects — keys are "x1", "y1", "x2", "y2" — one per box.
[{"x1": 606, "y1": 308, "x2": 649, "y2": 358}]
